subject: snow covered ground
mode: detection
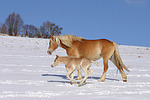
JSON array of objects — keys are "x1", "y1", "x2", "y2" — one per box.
[{"x1": 0, "y1": 36, "x2": 150, "y2": 100}]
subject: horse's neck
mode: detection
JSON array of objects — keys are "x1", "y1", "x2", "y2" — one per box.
[
  {"x1": 59, "y1": 40, "x2": 70, "y2": 50},
  {"x1": 59, "y1": 42, "x2": 75, "y2": 57}
]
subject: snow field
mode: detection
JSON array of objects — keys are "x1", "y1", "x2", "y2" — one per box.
[{"x1": 0, "y1": 36, "x2": 150, "y2": 100}]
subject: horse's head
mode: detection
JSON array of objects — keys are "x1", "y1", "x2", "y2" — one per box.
[
  {"x1": 51, "y1": 55, "x2": 60, "y2": 67},
  {"x1": 47, "y1": 36, "x2": 60, "y2": 55}
]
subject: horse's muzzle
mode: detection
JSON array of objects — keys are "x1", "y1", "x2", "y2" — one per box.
[{"x1": 47, "y1": 50, "x2": 52, "y2": 55}]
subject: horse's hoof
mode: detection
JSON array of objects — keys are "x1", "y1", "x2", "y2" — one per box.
[
  {"x1": 123, "y1": 79, "x2": 127, "y2": 82},
  {"x1": 98, "y1": 79, "x2": 105, "y2": 82}
]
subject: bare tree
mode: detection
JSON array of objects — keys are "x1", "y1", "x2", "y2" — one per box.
[
  {"x1": 5, "y1": 12, "x2": 23, "y2": 36},
  {"x1": 13, "y1": 14, "x2": 24, "y2": 36},
  {"x1": 0, "y1": 23, "x2": 1, "y2": 33},
  {"x1": 22, "y1": 24, "x2": 29, "y2": 37},
  {"x1": 34, "y1": 28, "x2": 41, "y2": 38},
  {"x1": 3, "y1": 12, "x2": 62, "y2": 38},
  {"x1": 28, "y1": 25, "x2": 36, "y2": 37},
  {"x1": 23, "y1": 24, "x2": 41, "y2": 38},
  {"x1": 0, "y1": 23, "x2": 7, "y2": 34},
  {"x1": 40, "y1": 21, "x2": 51, "y2": 38},
  {"x1": 40, "y1": 21, "x2": 63, "y2": 38}
]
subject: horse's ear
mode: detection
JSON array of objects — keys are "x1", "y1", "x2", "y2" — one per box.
[{"x1": 55, "y1": 37, "x2": 60, "y2": 45}]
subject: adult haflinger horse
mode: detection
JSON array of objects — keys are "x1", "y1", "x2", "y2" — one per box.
[{"x1": 47, "y1": 35, "x2": 129, "y2": 82}]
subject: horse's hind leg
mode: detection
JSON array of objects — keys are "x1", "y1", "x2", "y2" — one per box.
[{"x1": 110, "y1": 55, "x2": 127, "y2": 82}]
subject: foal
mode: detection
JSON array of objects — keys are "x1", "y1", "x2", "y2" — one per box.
[{"x1": 51, "y1": 55, "x2": 99, "y2": 86}]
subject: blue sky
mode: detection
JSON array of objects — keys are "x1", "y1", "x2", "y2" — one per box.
[{"x1": 0, "y1": 0, "x2": 150, "y2": 47}]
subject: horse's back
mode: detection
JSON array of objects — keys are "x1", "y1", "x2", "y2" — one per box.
[
  {"x1": 72, "y1": 39, "x2": 115, "y2": 60},
  {"x1": 75, "y1": 39, "x2": 114, "y2": 51}
]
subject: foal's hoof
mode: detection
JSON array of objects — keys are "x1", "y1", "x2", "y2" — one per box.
[
  {"x1": 70, "y1": 82, "x2": 73, "y2": 85},
  {"x1": 75, "y1": 77, "x2": 82, "y2": 80},
  {"x1": 74, "y1": 81, "x2": 77, "y2": 84},
  {"x1": 70, "y1": 81, "x2": 77, "y2": 85},
  {"x1": 78, "y1": 84, "x2": 82, "y2": 87}
]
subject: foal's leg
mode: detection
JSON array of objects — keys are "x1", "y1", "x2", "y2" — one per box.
[
  {"x1": 78, "y1": 66, "x2": 94, "y2": 87},
  {"x1": 99, "y1": 59, "x2": 109, "y2": 82},
  {"x1": 65, "y1": 65, "x2": 75, "y2": 80},
  {"x1": 76, "y1": 70, "x2": 82, "y2": 80},
  {"x1": 85, "y1": 69, "x2": 94, "y2": 83},
  {"x1": 66, "y1": 68, "x2": 77, "y2": 85}
]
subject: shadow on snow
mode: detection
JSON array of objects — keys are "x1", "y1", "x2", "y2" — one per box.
[{"x1": 42, "y1": 74, "x2": 119, "y2": 84}]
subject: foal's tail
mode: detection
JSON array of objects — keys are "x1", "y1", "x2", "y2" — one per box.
[
  {"x1": 113, "y1": 42, "x2": 130, "y2": 72},
  {"x1": 91, "y1": 60, "x2": 99, "y2": 66}
]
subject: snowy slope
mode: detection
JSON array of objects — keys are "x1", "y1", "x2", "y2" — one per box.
[{"x1": 0, "y1": 36, "x2": 150, "y2": 100}]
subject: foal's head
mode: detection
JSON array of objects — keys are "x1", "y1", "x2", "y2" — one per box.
[
  {"x1": 47, "y1": 36, "x2": 60, "y2": 55},
  {"x1": 51, "y1": 55, "x2": 61, "y2": 67}
]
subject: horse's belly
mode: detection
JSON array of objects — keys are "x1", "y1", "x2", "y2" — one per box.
[
  {"x1": 88, "y1": 54, "x2": 102, "y2": 60},
  {"x1": 81, "y1": 52, "x2": 102, "y2": 60}
]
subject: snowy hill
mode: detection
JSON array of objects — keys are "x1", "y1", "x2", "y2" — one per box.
[{"x1": 0, "y1": 36, "x2": 150, "y2": 100}]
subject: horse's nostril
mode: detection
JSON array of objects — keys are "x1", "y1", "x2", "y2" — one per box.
[{"x1": 47, "y1": 51, "x2": 51, "y2": 55}]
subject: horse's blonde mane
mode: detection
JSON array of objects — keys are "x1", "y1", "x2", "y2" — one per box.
[{"x1": 55, "y1": 35, "x2": 84, "y2": 47}]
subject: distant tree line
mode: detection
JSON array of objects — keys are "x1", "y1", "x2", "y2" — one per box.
[{"x1": 0, "y1": 12, "x2": 63, "y2": 38}]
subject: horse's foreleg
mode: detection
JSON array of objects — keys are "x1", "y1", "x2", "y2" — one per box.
[
  {"x1": 75, "y1": 70, "x2": 82, "y2": 80},
  {"x1": 99, "y1": 59, "x2": 108, "y2": 82}
]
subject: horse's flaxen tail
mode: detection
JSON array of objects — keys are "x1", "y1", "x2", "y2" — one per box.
[
  {"x1": 91, "y1": 60, "x2": 99, "y2": 67},
  {"x1": 113, "y1": 42, "x2": 130, "y2": 72}
]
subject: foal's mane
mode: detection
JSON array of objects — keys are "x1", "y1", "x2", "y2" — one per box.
[{"x1": 55, "y1": 35, "x2": 84, "y2": 47}]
